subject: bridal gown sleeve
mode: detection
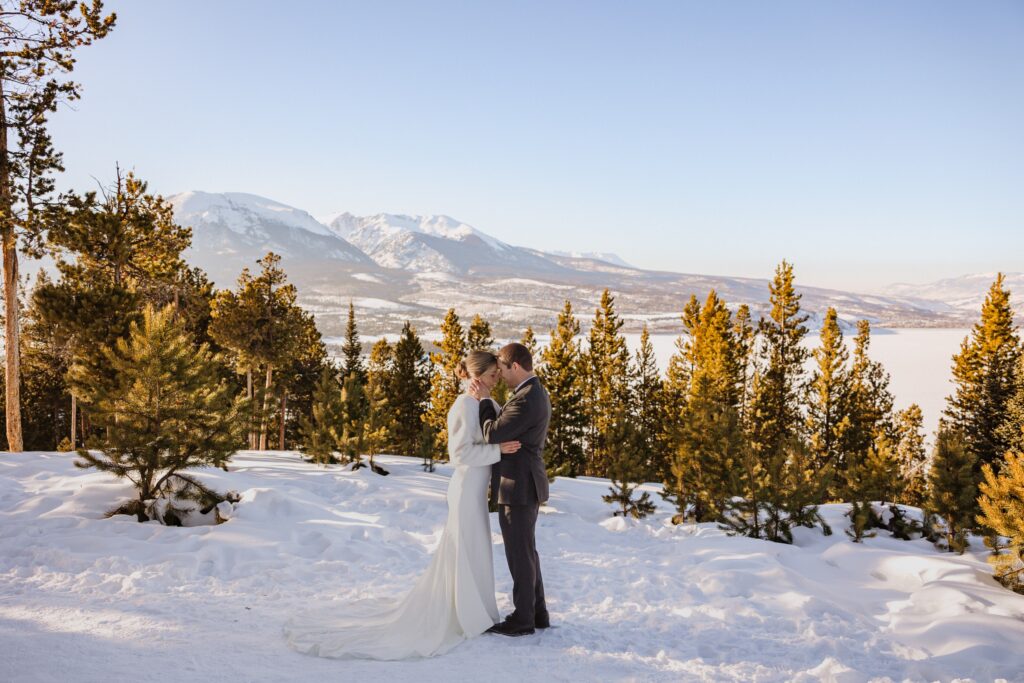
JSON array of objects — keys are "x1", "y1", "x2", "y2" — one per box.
[{"x1": 447, "y1": 396, "x2": 501, "y2": 467}]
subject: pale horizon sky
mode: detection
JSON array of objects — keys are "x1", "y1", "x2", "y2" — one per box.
[{"x1": 48, "y1": 1, "x2": 1023, "y2": 293}]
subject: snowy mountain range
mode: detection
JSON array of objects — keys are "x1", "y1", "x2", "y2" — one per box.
[{"x1": 168, "y1": 191, "x2": 1005, "y2": 339}]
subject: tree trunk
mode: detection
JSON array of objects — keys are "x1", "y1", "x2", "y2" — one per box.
[
  {"x1": 246, "y1": 367, "x2": 254, "y2": 449},
  {"x1": 0, "y1": 74, "x2": 23, "y2": 452},
  {"x1": 278, "y1": 391, "x2": 286, "y2": 450},
  {"x1": 70, "y1": 394, "x2": 77, "y2": 448},
  {"x1": 259, "y1": 365, "x2": 272, "y2": 450}
]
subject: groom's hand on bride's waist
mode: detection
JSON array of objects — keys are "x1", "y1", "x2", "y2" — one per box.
[{"x1": 499, "y1": 441, "x2": 521, "y2": 455}]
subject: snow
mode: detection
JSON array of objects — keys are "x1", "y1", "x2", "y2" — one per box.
[{"x1": 3, "y1": 450, "x2": 1023, "y2": 682}]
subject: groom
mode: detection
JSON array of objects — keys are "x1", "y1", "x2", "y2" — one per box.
[{"x1": 469, "y1": 342, "x2": 551, "y2": 637}]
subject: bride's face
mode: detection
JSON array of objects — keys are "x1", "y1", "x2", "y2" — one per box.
[{"x1": 475, "y1": 364, "x2": 500, "y2": 390}]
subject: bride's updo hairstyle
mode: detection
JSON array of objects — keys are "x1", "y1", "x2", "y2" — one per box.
[{"x1": 456, "y1": 350, "x2": 498, "y2": 380}]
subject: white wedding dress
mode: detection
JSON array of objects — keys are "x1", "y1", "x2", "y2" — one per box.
[{"x1": 283, "y1": 393, "x2": 502, "y2": 660}]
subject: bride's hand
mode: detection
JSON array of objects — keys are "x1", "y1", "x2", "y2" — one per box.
[
  {"x1": 499, "y1": 441, "x2": 521, "y2": 454},
  {"x1": 468, "y1": 379, "x2": 491, "y2": 400}
]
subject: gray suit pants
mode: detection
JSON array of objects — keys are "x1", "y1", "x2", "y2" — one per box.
[{"x1": 498, "y1": 501, "x2": 547, "y2": 627}]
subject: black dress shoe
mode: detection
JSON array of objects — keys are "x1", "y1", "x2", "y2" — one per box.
[
  {"x1": 486, "y1": 620, "x2": 535, "y2": 637},
  {"x1": 535, "y1": 612, "x2": 551, "y2": 629}
]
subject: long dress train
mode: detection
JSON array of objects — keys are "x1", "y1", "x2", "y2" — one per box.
[{"x1": 283, "y1": 394, "x2": 501, "y2": 659}]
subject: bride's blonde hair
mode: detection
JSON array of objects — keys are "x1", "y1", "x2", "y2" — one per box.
[{"x1": 456, "y1": 350, "x2": 498, "y2": 380}]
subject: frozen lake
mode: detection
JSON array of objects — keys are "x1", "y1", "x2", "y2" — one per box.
[{"x1": 624, "y1": 328, "x2": 970, "y2": 444}]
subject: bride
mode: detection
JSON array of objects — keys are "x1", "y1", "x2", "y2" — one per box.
[{"x1": 284, "y1": 350, "x2": 521, "y2": 660}]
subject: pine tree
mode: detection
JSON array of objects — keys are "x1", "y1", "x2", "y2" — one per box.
[
  {"x1": 539, "y1": 300, "x2": 587, "y2": 477},
  {"x1": 424, "y1": 309, "x2": 466, "y2": 459},
  {"x1": 845, "y1": 321, "x2": 896, "y2": 462},
  {"x1": 733, "y1": 304, "x2": 757, "y2": 423},
  {"x1": 72, "y1": 305, "x2": 245, "y2": 524},
  {"x1": 34, "y1": 170, "x2": 197, "y2": 451},
  {"x1": 299, "y1": 367, "x2": 344, "y2": 465},
  {"x1": 210, "y1": 253, "x2": 307, "y2": 450},
  {"x1": 522, "y1": 325, "x2": 540, "y2": 359},
  {"x1": 748, "y1": 261, "x2": 810, "y2": 462},
  {"x1": 977, "y1": 450, "x2": 1024, "y2": 592},
  {"x1": 391, "y1": 322, "x2": 431, "y2": 460},
  {"x1": 664, "y1": 291, "x2": 744, "y2": 523},
  {"x1": 1, "y1": 1, "x2": 116, "y2": 451},
  {"x1": 845, "y1": 433, "x2": 900, "y2": 542},
  {"x1": 805, "y1": 307, "x2": 852, "y2": 498},
  {"x1": 341, "y1": 301, "x2": 366, "y2": 383},
  {"x1": 366, "y1": 338, "x2": 396, "y2": 453},
  {"x1": 732, "y1": 262, "x2": 828, "y2": 542},
  {"x1": 997, "y1": 356, "x2": 1024, "y2": 455},
  {"x1": 944, "y1": 274, "x2": 1021, "y2": 476},
  {"x1": 602, "y1": 406, "x2": 657, "y2": 519},
  {"x1": 467, "y1": 313, "x2": 494, "y2": 350},
  {"x1": 584, "y1": 289, "x2": 633, "y2": 476},
  {"x1": 355, "y1": 363, "x2": 392, "y2": 475},
  {"x1": 927, "y1": 427, "x2": 978, "y2": 553},
  {"x1": 337, "y1": 372, "x2": 366, "y2": 464},
  {"x1": 893, "y1": 404, "x2": 928, "y2": 507},
  {"x1": 632, "y1": 325, "x2": 667, "y2": 481}
]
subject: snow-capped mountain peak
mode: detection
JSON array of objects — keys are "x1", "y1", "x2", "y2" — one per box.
[{"x1": 171, "y1": 191, "x2": 335, "y2": 239}]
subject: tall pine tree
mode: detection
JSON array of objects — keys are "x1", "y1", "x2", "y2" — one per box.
[
  {"x1": 584, "y1": 289, "x2": 632, "y2": 476},
  {"x1": 805, "y1": 307, "x2": 852, "y2": 497},
  {"x1": 539, "y1": 300, "x2": 586, "y2": 477},
  {"x1": 424, "y1": 309, "x2": 466, "y2": 459},
  {"x1": 945, "y1": 273, "x2": 1021, "y2": 477},
  {"x1": 1, "y1": 1, "x2": 116, "y2": 451}
]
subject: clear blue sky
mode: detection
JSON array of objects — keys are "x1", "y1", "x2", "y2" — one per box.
[{"x1": 49, "y1": 1, "x2": 1023, "y2": 292}]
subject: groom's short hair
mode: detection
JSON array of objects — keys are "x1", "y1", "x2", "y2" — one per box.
[{"x1": 498, "y1": 342, "x2": 533, "y2": 372}]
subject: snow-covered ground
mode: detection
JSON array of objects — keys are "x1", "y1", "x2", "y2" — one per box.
[{"x1": 2, "y1": 451, "x2": 1023, "y2": 682}]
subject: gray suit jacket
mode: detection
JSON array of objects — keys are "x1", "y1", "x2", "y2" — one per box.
[{"x1": 479, "y1": 376, "x2": 551, "y2": 505}]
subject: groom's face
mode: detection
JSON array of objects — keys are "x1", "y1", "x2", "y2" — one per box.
[{"x1": 499, "y1": 360, "x2": 519, "y2": 386}]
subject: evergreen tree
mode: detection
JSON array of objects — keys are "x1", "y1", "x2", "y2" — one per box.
[
  {"x1": 467, "y1": 313, "x2": 494, "y2": 350},
  {"x1": 845, "y1": 321, "x2": 896, "y2": 462},
  {"x1": 733, "y1": 304, "x2": 757, "y2": 423},
  {"x1": 584, "y1": 289, "x2": 633, "y2": 476},
  {"x1": 997, "y1": 355, "x2": 1024, "y2": 455},
  {"x1": 336, "y1": 373, "x2": 367, "y2": 463},
  {"x1": 845, "y1": 433, "x2": 900, "y2": 542},
  {"x1": 944, "y1": 274, "x2": 1021, "y2": 476},
  {"x1": 424, "y1": 308, "x2": 466, "y2": 459},
  {"x1": 72, "y1": 305, "x2": 245, "y2": 524},
  {"x1": 805, "y1": 307, "x2": 852, "y2": 498},
  {"x1": 341, "y1": 301, "x2": 366, "y2": 383},
  {"x1": 391, "y1": 322, "x2": 431, "y2": 459},
  {"x1": 539, "y1": 300, "x2": 587, "y2": 477},
  {"x1": 1, "y1": 1, "x2": 116, "y2": 451},
  {"x1": 602, "y1": 406, "x2": 657, "y2": 519},
  {"x1": 748, "y1": 261, "x2": 810, "y2": 462},
  {"x1": 977, "y1": 450, "x2": 1024, "y2": 592},
  {"x1": 632, "y1": 325, "x2": 667, "y2": 481},
  {"x1": 664, "y1": 291, "x2": 744, "y2": 523},
  {"x1": 17, "y1": 272, "x2": 72, "y2": 450},
  {"x1": 299, "y1": 367, "x2": 344, "y2": 465},
  {"x1": 927, "y1": 427, "x2": 978, "y2": 553},
  {"x1": 731, "y1": 262, "x2": 828, "y2": 542},
  {"x1": 354, "y1": 363, "x2": 392, "y2": 475},
  {"x1": 366, "y1": 338, "x2": 396, "y2": 452},
  {"x1": 893, "y1": 404, "x2": 928, "y2": 507},
  {"x1": 272, "y1": 309, "x2": 328, "y2": 451},
  {"x1": 522, "y1": 325, "x2": 540, "y2": 359},
  {"x1": 34, "y1": 170, "x2": 197, "y2": 451},
  {"x1": 210, "y1": 253, "x2": 307, "y2": 450}
]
